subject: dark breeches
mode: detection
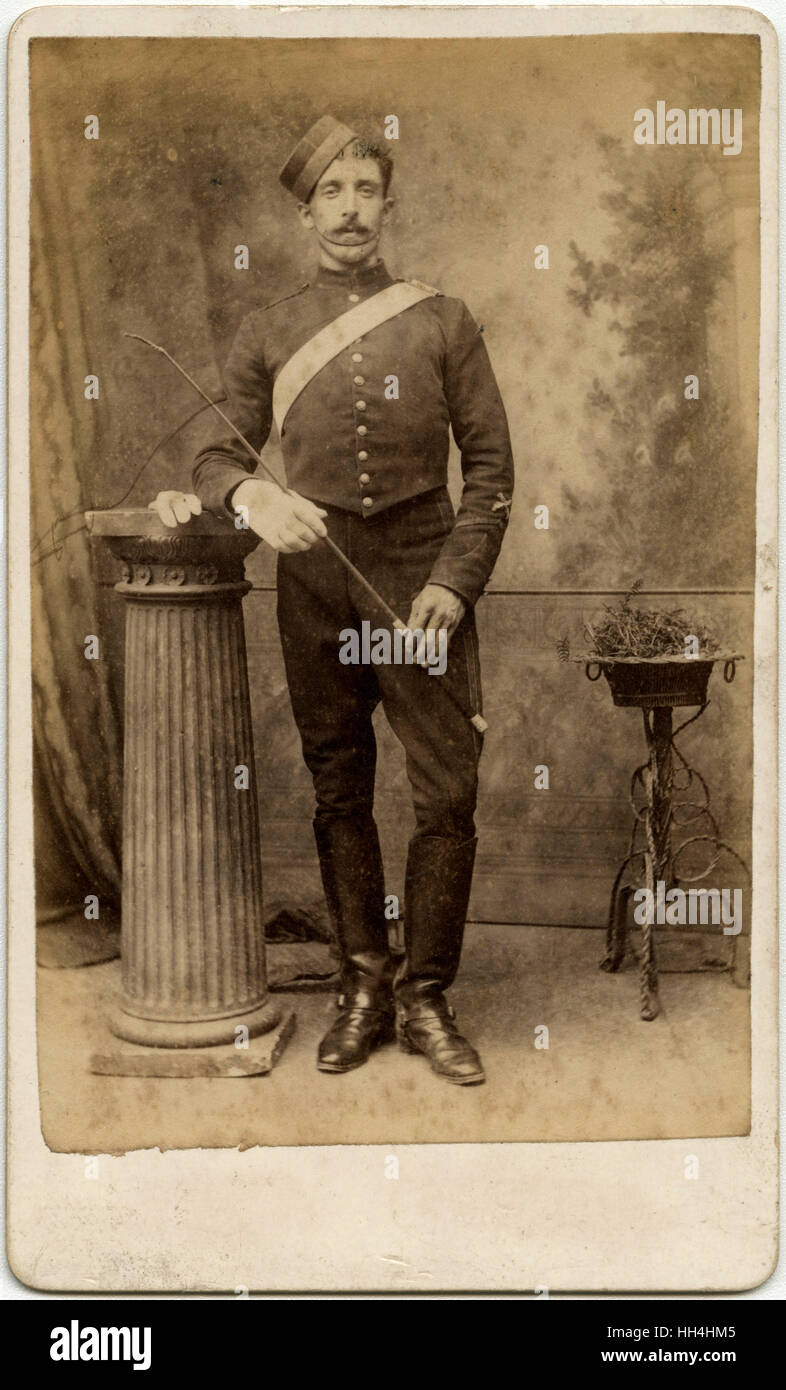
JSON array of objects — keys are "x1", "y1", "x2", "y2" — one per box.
[{"x1": 276, "y1": 488, "x2": 483, "y2": 841}]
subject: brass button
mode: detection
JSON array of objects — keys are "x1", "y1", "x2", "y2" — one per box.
[
  {"x1": 351, "y1": 353, "x2": 363, "y2": 363},
  {"x1": 357, "y1": 450, "x2": 368, "y2": 461},
  {"x1": 353, "y1": 375, "x2": 365, "y2": 386},
  {"x1": 356, "y1": 424, "x2": 367, "y2": 435},
  {"x1": 348, "y1": 293, "x2": 360, "y2": 303},
  {"x1": 362, "y1": 496, "x2": 374, "y2": 508},
  {"x1": 355, "y1": 400, "x2": 366, "y2": 411},
  {"x1": 359, "y1": 472, "x2": 371, "y2": 485}
]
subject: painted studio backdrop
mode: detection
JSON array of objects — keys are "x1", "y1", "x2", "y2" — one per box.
[{"x1": 31, "y1": 36, "x2": 758, "y2": 951}]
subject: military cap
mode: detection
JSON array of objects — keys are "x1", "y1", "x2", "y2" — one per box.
[{"x1": 279, "y1": 115, "x2": 359, "y2": 202}]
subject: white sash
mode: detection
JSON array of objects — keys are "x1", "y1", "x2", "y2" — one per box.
[{"x1": 272, "y1": 280, "x2": 437, "y2": 433}]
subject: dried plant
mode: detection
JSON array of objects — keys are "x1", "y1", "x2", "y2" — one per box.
[{"x1": 584, "y1": 596, "x2": 719, "y2": 660}]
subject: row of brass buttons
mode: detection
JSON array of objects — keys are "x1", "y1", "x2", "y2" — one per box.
[{"x1": 348, "y1": 316, "x2": 374, "y2": 509}]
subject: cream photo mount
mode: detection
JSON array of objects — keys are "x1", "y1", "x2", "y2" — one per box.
[{"x1": 7, "y1": 4, "x2": 778, "y2": 1294}]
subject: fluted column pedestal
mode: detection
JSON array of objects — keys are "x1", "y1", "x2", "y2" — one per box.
[{"x1": 86, "y1": 508, "x2": 289, "y2": 1063}]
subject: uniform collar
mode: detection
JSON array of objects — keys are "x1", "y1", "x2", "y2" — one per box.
[{"x1": 314, "y1": 259, "x2": 393, "y2": 290}]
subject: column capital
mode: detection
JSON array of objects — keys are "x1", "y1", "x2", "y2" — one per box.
[{"x1": 86, "y1": 507, "x2": 260, "y2": 598}]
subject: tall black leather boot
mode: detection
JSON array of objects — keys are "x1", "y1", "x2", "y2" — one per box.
[
  {"x1": 314, "y1": 815, "x2": 395, "y2": 1073},
  {"x1": 395, "y1": 834, "x2": 484, "y2": 1085}
]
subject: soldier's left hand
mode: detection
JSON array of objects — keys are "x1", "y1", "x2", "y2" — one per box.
[{"x1": 406, "y1": 583, "x2": 467, "y2": 641}]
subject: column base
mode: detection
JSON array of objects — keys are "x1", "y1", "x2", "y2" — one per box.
[
  {"x1": 92, "y1": 1009, "x2": 296, "y2": 1078},
  {"x1": 109, "y1": 996, "x2": 284, "y2": 1048}
]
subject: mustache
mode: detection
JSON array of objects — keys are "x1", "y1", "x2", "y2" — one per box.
[{"x1": 320, "y1": 224, "x2": 378, "y2": 246}]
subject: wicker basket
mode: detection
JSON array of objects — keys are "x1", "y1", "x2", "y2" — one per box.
[{"x1": 578, "y1": 654, "x2": 743, "y2": 709}]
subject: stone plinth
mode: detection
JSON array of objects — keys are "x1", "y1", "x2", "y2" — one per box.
[{"x1": 86, "y1": 508, "x2": 285, "y2": 1050}]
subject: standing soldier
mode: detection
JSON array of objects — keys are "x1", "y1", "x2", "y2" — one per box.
[{"x1": 152, "y1": 116, "x2": 514, "y2": 1085}]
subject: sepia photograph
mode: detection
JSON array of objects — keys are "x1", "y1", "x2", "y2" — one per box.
[{"x1": 8, "y1": 3, "x2": 778, "y2": 1293}]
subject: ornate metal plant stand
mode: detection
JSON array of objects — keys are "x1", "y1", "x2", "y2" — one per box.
[
  {"x1": 580, "y1": 654, "x2": 749, "y2": 1021},
  {"x1": 85, "y1": 508, "x2": 293, "y2": 1075}
]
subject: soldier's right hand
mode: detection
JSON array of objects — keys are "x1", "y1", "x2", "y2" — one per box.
[
  {"x1": 148, "y1": 490, "x2": 203, "y2": 528},
  {"x1": 232, "y1": 479, "x2": 328, "y2": 553}
]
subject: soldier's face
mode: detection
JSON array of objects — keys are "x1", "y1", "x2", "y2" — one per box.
[{"x1": 298, "y1": 152, "x2": 394, "y2": 266}]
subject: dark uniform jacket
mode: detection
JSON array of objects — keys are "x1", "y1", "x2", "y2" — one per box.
[{"x1": 193, "y1": 259, "x2": 514, "y2": 607}]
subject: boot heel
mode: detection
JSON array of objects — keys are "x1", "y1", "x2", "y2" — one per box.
[{"x1": 397, "y1": 1027, "x2": 417, "y2": 1055}]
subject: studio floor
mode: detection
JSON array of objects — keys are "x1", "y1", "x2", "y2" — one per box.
[{"x1": 37, "y1": 924, "x2": 750, "y2": 1152}]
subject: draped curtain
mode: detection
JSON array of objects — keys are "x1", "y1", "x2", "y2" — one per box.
[{"x1": 31, "y1": 125, "x2": 123, "y2": 935}]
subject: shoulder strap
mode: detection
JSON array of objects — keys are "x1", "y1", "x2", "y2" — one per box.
[{"x1": 272, "y1": 280, "x2": 438, "y2": 433}]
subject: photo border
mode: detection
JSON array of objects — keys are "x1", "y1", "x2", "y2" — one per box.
[{"x1": 7, "y1": 4, "x2": 778, "y2": 1293}]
